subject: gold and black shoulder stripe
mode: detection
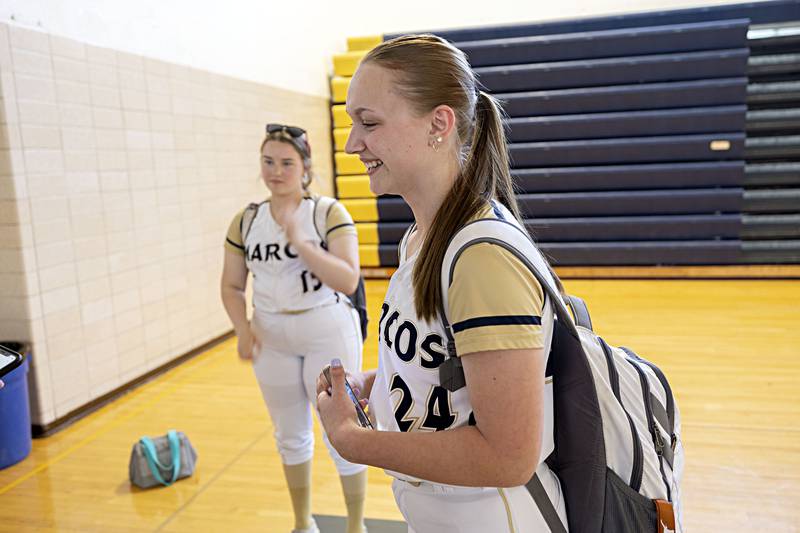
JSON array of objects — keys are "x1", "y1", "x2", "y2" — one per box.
[{"x1": 448, "y1": 242, "x2": 546, "y2": 355}]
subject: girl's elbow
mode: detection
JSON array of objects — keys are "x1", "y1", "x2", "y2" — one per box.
[
  {"x1": 331, "y1": 279, "x2": 358, "y2": 295},
  {"x1": 498, "y1": 443, "x2": 541, "y2": 487},
  {"x1": 343, "y1": 270, "x2": 360, "y2": 294},
  {"x1": 517, "y1": 457, "x2": 540, "y2": 486},
  {"x1": 496, "y1": 460, "x2": 537, "y2": 487}
]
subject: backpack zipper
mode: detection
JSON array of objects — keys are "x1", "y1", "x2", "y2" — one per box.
[
  {"x1": 629, "y1": 348, "x2": 676, "y2": 456},
  {"x1": 626, "y1": 356, "x2": 672, "y2": 502},
  {"x1": 599, "y1": 337, "x2": 643, "y2": 492}
]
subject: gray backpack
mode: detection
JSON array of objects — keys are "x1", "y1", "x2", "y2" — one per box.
[
  {"x1": 438, "y1": 202, "x2": 684, "y2": 533},
  {"x1": 129, "y1": 430, "x2": 197, "y2": 489}
]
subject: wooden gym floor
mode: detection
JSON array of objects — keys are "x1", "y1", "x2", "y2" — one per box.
[{"x1": 0, "y1": 278, "x2": 798, "y2": 532}]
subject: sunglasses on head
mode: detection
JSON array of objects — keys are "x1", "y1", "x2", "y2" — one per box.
[{"x1": 266, "y1": 123, "x2": 306, "y2": 138}]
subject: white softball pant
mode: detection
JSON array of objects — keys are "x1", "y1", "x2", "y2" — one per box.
[
  {"x1": 390, "y1": 464, "x2": 567, "y2": 532},
  {"x1": 251, "y1": 301, "x2": 366, "y2": 476}
]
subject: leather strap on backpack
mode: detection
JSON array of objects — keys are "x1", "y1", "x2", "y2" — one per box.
[{"x1": 655, "y1": 499, "x2": 675, "y2": 533}]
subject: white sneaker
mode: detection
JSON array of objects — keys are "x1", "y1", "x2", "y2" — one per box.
[{"x1": 291, "y1": 518, "x2": 319, "y2": 533}]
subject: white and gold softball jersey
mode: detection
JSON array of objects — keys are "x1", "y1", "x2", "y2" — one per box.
[
  {"x1": 225, "y1": 195, "x2": 356, "y2": 313},
  {"x1": 369, "y1": 202, "x2": 562, "y2": 504}
]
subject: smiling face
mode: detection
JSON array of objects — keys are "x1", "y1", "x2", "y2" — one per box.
[
  {"x1": 260, "y1": 139, "x2": 307, "y2": 197},
  {"x1": 344, "y1": 63, "x2": 436, "y2": 197}
]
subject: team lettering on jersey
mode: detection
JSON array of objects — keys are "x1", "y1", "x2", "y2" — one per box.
[
  {"x1": 246, "y1": 240, "x2": 327, "y2": 295},
  {"x1": 245, "y1": 240, "x2": 329, "y2": 263},
  {"x1": 245, "y1": 242, "x2": 299, "y2": 262},
  {"x1": 378, "y1": 302, "x2": 447, "y2": 369},
  {"x1": 378, "y1": 302, "x2": 476, "y2": 432}
]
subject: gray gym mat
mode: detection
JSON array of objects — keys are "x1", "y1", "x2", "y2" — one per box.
[{"x1": 313, "y1": 514, "x2": 407, "y2": 532}]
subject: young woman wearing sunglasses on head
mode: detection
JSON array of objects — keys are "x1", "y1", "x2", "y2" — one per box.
[
  {"x1": 315, "y1": 35, "x2": 567, "y2": 532},
  {"x1": 221, "y1": 124, "x2": 367, "y2": 533}
]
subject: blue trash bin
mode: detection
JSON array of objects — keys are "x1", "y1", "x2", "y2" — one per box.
[{"x1": 0, "y1": 343, "x2": 32, "y2": 469}]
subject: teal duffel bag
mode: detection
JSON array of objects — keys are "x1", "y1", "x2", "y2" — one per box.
[{"x1": 129, "y1": 430, "x2": 197, "y2": 489}]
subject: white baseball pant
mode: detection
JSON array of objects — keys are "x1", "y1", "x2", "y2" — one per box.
[{"x1": 251, "y1": 300, "x2": 366, "y2": 476}]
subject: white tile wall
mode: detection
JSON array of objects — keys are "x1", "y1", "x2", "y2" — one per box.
[
  {"x1": 9, "y1": 26, "x2": 50, "y2": 55},
  {"x1": 38, "y1": 262, "x2": 77, "y2": 292},
  {"x1": 17, "y1": 101, "x2": 59, "y2": 126},
  {"x1": 0, "y1": 22, "x2": 332, "y2": 426},
  {"x1": 12, "y1": 49, "x2": 53, "y2": 78},
  {"x1": 15, "y1": 74, "x2": 56, "y2": 103},
  {"x1": 53, "y1": 57, "x2": 90, "y2": 85},
  {"x1": 20, "y1": 125, "x2": 61, "y2": 149},
  {"x1": 49, "y1": 35, "x2": 86, "y2": 61},
  {"x1": 43, "y1": 307, "x2": 82, "y2": 336}
]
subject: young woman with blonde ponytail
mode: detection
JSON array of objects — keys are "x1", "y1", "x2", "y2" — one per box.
[{"x1": 316, "y1": 35, "x2": 567, "y2": 531}]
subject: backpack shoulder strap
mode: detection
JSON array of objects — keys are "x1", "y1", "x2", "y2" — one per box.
[
  {"x1": 565, "y1": 295, "x2": 593, "y2": 331},
  {"x1": 312, "y1": 195, "x2": 337, "y2": 246},
  {"x1": 240, "y1": 202, "x2": 261, "y2": 243}
]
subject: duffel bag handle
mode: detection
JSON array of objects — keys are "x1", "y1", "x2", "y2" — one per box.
[{"x1": 139, "y1": 430, "x2": 182, "y2": 486}]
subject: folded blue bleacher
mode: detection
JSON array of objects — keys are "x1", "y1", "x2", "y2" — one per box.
[
  {"x1": 499, "y1": 78, "x2": 748, "y2": 117},
  {"x1": 460, "y1": 19, "x2": 749, "y2": 67},
  {"x1": 386, "y1": 0, "x2": 799, "y2": 41},
  {"x1": 509, "y1": 134, "x2": 745, "y2": 167},
  {"x1": 507, "y1": 106, "x2": 746, "y2": 142},
  {"x1": 475, "y1": 49, "x2": 749, "y2": 92},
  {"x1": 512, "y1": 161, "x2": 745, "y2": 191},
  {"x1": 371, "y1": 0, "x2": 800, "y2": 267}
]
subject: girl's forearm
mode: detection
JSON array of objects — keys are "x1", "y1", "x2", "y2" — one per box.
[
  {"x1": 220, "y1": 287, "x2": 249, "y2": 333},
  {"x1": 346, "y1": 424, "x2": 534, "y2": 488}
]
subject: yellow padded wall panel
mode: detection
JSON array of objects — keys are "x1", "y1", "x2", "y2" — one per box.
[
  {"x1": 356, "y1": 223, "x2": 379, "y2": 245},
  {"x1": 331, "y1": 77, "x2": 350, "y2": 103},
  {"x1": 347, "y1": 36, "x2": 382, "y2": 51},
  {"x1": 334, "y1": 127, "x2": 351, "y2": 152},
  {"x1": 359, "y1": 245, "x2": 381, "y2": 267},
  {"x1": 333, "y1": 51, "x2": 367, "y2": 77},
  {"x1": 337, "y1": 175, "x2": 374, "y2": 198},
  {"x1": 335, "y1": 152, "x2": 366, "y2": 175},
  {"x1": 332, "y1": 105, "x2": 352, "y2": 128},
  {"x1": 342, "y1": 199, "x2": 378, "y2": 222}
]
